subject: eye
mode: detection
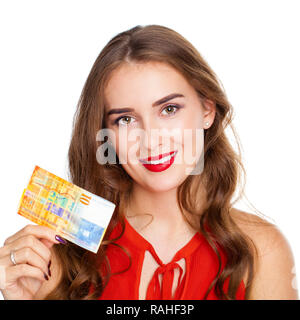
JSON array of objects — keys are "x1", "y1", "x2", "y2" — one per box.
[
  {"x1": 113, "y1": 104, "x2": 182, "y2": 127},
  {"x1": 161, "y1": 104, "x2": 182, "y2": 116},
  {"x1": 114, "y1": 116, "x2": 134, "y2": 126}
]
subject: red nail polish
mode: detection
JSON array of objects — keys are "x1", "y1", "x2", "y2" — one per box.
[{"x1": 44, "y1": 273, "x2": 49, "y2": 281}]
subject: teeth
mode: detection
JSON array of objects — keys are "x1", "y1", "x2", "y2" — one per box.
[{"x1": 144, "y1": 152, "x2": 175, "y2": 165}]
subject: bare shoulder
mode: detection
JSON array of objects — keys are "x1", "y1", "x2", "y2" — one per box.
[
  {"x1": 230, "y1": 207, "x2": 276, "y2": 243},
  {"x1": 230, "y1": 208, "x2": 298, "y2": 300},
  {"x1": 33, "y1": 245, "x2": 63, "y2": 299}
]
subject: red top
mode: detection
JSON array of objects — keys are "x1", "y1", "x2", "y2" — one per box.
[{"x1": 94, "y1": 216, "x2": 245, "y2": 300}]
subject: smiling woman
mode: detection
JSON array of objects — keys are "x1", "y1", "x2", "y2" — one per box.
[
  {"x1": 103, "y1": 61, "x2": 211, "y2": 183},
  {"x1": 13, "y1": 24, "x2": 296, "y2": 300}
]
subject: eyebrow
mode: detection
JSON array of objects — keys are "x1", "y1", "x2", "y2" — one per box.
[{"x1": 106, "y1": 93, "x2": 184, "y2": 116}]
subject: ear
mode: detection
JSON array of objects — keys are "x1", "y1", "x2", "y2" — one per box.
[{"x1": 201, "y1": 98, "x2": 216, "y2": 129}]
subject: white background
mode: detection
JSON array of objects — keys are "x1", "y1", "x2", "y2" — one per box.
[{"x1": 0, "y1": 0, "x2": 299, "y2": 298}]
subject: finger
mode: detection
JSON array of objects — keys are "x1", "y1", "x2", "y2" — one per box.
[
  {"x1": 3, "y1": 235, "x2": 53, "y2": 266},
  {"x1": 1, "y1": 247, "x2": 49, "y2": 276},
  {"x1": 5, "y1": 264, "x2": 47, "y2": 286},
  {"x1": 40, "y1": 238, "x2": 57, "y2": 249},
  {"x1": 4, "y1": 224, "x2": 61, "y2": 246},
  {"x1": 0, "y1": 265, "x2": 6, "y2": 290}
]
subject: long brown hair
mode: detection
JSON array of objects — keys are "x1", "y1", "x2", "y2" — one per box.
[{"x1": 45, "y1": 24, "x2": 270, "y2": 300}]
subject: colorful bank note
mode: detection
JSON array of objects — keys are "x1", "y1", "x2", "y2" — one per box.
[{"x1": 17, "y1": 165, "x2": 116, "y2": 253}]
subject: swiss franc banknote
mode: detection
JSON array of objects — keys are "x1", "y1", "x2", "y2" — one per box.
[{"x1": 17, "y1": 165, "x2": 116, "y2": 253}]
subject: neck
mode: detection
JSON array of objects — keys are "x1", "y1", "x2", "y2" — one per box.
[{"x1": 125, "y1": 183, "x2": 195, "y2": 236}]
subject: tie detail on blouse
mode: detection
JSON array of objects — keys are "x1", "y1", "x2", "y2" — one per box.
[
  {"x1": 93, "y1": 214, "x2": 246, "y2": 300},
  {"x1": 146, "y1": 261, "x2": 184, "y2": 299}
]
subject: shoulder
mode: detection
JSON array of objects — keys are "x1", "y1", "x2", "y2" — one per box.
[{"x1": 230, "y1": 208, "x2": 298, "y2": 300}]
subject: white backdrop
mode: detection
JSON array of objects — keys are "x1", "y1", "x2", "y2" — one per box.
[{"x1": 0, "y1": 0, "x2": 299, "y2": 299}]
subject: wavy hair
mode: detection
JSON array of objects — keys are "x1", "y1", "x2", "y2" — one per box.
[{"x1": 45, "y1": 24, "x2": 269, "y2": 300}]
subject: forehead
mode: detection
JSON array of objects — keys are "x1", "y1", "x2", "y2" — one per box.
[{"x1": 104, "y1": 61, "x2": 195, "y2": 109}]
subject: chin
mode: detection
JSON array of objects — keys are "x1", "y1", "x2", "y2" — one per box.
[{"x1": 140, "y1": 173, "x2": 185, "y2": 193}]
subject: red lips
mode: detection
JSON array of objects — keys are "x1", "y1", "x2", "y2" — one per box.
[
  {"x1": 139, "y1": 150, "x2": 177, "y2": 163},
  {"x1": 141, "y1": 150, "x2": 178, "y2": 172}
]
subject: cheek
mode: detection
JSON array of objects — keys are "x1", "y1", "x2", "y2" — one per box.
[
  {"x1": 176, "y1": 109, "x2": 203, "y2": 135},
  {"x1": 175, "y1": 112, "x2": 204, "y2": 167},
  {"x1": 172, "y1": 108, "x2": 204, "y2": 132},
  {"x1": 114, "y1": 137, "x2": 139, "y2": 165}
]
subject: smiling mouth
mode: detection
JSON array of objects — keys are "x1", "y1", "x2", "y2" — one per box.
[{"x1": 139, "y1": 150, "x2": 178, "y2": 165}]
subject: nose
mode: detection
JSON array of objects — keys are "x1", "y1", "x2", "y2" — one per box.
[{"x1": 139, "y1": 118, "x2": 169, "y2": 158}]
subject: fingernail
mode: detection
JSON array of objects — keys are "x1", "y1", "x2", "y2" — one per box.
[
  {"x1": 48, "y1": 260, "x2": 52, "y2": 277},
  {"x1": 44, "y1": 273, "x2": 49, "y2": 281},
  {"x1": 55, "y1": 235, "x2": 67, "y2": 244}
]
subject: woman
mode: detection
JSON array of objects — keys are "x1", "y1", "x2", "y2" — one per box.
[{"x1": 0, "y1": 24, "x2": 297, "y2": 300}]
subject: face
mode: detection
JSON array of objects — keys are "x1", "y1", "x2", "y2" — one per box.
[{"x1": 103, "y1": 61, "x2": 215, "y2": 193}]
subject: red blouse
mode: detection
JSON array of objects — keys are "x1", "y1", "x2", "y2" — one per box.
[{"x1": 94, "y1": 216, "x2": 245, "y2": 300}]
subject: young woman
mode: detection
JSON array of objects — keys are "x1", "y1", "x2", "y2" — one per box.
[{"x1": 0, "y1": 24, "x2": 297, "y2": 300}]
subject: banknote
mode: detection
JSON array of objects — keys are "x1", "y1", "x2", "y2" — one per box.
[{"x1": 17, "y1": 165, "x2": 116, "y2": 253}]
